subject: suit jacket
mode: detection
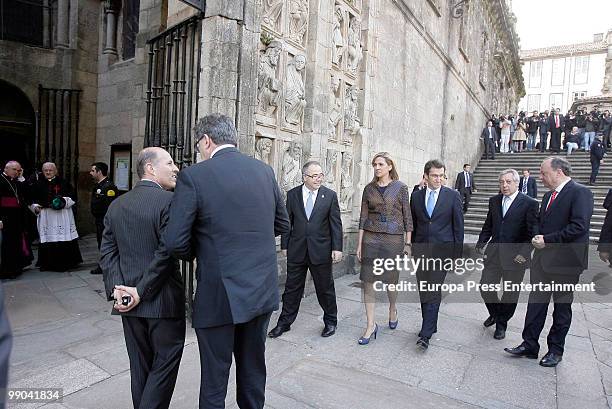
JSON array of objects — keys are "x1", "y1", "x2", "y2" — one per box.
[
  {"x1": 481, "y1": 127, "x2": 498, "y2": 141},
  {"x1": 518, "y1": 176, "x2": 538, "y2": 198},
  {"x1": 454, "y1": 171, "x2": 476, "y2": 193},
  {"x1": 164, "y1": 147, "x2": 290, "y2": 328},
  {"x1": 476, "y1": 193, "x2": 539, "y2": 270},
  {"x1": 281, "y1": 184, "x2": 343, "y2": 265},
  {"x1": 410, "y1": 186, "x2": 464, "y2": 259},
  {"x1": 100, "y1": 180, "x2": 185, "y2": 318},
  {"x1": 598, "y1": 189, "x2": 612, "y2": 253},
  {"x1": 533, "y1": 180, "x2": 593, "y2": 275},
  {"x1": 548, "y1": 114, "x2": 565, "y2": 131}
]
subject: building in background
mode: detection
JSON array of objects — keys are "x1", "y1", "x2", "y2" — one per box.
[
  {"x1": 0, "y1": 0, "x2": 524, "y2": 288},
  {"x1": 519, "y1": 31, "x2": 610, "y2": 113}
]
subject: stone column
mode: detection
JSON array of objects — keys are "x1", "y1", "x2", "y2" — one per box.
[
  {"x1": 103, "y1": 1, "x2": 119, "y2": 55},
  {"x1": 602, "y1": 30, "x2": 612, "y2": 94},
  {"x1": 56, "y1": 0, "x2": 70, "y2": 48}
]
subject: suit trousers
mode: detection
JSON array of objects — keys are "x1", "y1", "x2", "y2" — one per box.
[
  {"x1": 550, "y1": 129, "x2": 562, "y2": 152},
  {"x1": 479, "y1": 257, "x2": 525, "y2": 330},
  {"x1": 591, "y1": 159, "x2": 601, "y2": 183},
  {"x1": 459, "y1": 188, "x2": 472, "y2": 212},
  {"x1": 122, "y1": 316, "x2": 185, "y2": 409},
  {"x1": 195, "y1": 312, "x2": 272, "y2": 409},
  {"x1": 94, "y1": 216, "x2": 104, "y2": 249},
  {"x1": 277, "y1": 254, "x2": 337, "y2": 327},
  {"x1": 521, "y1": 266, "x2": 576, "y2": 355},
  {"x1": 416, "y1": 268, "x2": 447, "y2": 339},
  {"x1": 483, "y1": 139, "x2": 495, "y2": 159}
]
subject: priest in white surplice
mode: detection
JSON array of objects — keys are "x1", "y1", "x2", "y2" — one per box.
[{"x1": 29, "y1": 162, "x2": 82, "y2": 271}]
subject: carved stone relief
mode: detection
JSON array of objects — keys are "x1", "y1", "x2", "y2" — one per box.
[
  {"x1": 280, "y1": 142, "x2": 303, "y2": 199},
  {"x1": 343, "y1": 85, "x2": 361, "y2": 142},
  {"x1": 340, "y1": 152, "x2": 354, "y2": 211},
  {"x1": 328, "y1": 75, "x2": 342, "y2": 140},
  {"x1": 255, "y1": 137, "x2": 273, "y2": 165},
  {"x1": 258, "y1": 40, "x2": 283, "y2": 117},
  {"x1": 325, "y1": 149, "x2": 339, "y2": 189},
  {"x1": 262, "y1": 0, "x2": 283, "y2": 32},
  {"x1": 332, "y1": 6, "x2": 345, "y2": 67},
  {"x1": 288, "y1": 0, "x2": 308, "y2": 46},
  {"x1": 347, "y1": 16, "x2": 363, "y2": 72},
  {"x1": 284, "y1": 54, "x2": 307, "y2": 127}
]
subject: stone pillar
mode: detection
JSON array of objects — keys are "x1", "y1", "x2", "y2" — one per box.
[
  {"x1": 602, "y1": 30, "x2": 612, "y2": 94},
  {"x1": 56, "y1": 0, "x2": 70, "y2": 48},
  {"x1": 103, "y1": 1, "x2": 119, "y2": 55}
]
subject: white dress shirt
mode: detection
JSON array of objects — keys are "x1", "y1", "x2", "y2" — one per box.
[
  {"x1": 464, "y1": 171, "x2": 471, "y2": 188},
  {"x1": 502, "y1": 190, "x2": 519, "y2": 216},
  {"x1": 302, "y1": 185, "x2": 318, "y2": 210},
  {"x1": 546, "y1": 178, "x2": 571, "y2": 209}
]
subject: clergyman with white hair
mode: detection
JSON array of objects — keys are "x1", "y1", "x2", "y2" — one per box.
[{"x1": 29, "y1": 162, "x2": 82, "y2": 271}]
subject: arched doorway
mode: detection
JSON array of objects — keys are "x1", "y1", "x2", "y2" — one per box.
[{"x1": 0, "y1": 80, "x2": 35, "y2": 170}]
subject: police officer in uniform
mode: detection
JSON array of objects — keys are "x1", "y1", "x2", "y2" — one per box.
[
  {"x1": 589, "y1": 135, "x2": 606, "y2": 186},
  {"x1": 89, "y1": 162, "x2": 117, "y2": 274}
]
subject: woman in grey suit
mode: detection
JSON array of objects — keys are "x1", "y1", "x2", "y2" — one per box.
[{"x1": 356, "y1": 152, "x2": 413, "y2": 345}]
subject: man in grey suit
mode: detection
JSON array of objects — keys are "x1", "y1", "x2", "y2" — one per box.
[
  {"x1": 100, "y1": 147, "x2": 185, "y2": 409},
  {"x1": 164, "y1": 114, "x2": 290, "y2": 409}
]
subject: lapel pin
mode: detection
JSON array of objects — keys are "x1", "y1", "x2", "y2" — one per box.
[{"x1": 321, "y1": 194, "x2": 325, "y2": 198}]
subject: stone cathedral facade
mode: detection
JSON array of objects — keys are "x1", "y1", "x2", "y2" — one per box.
[{"x1": 0, "y1": 0, "x2": 523, "y2": 276}]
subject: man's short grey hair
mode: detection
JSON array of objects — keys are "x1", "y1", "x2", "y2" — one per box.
[
  {"x1": 302, "y1": 161, "x2": 321, "y2": 175},
  {"x1": 136, "y1": 148, "x2": 161, "y2": 179},
  {"x1": 499, "y1": 168, "x2": 520, "y2": 183},
  {"x1": 194, "y1": 114, "x2": 238, "y2": 146},
  {"x1": 546, "y1": 156, "x2": 572, "y2": 176}
]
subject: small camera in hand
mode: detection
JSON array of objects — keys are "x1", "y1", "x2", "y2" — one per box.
[{"x1": 121, "y1": 295, "x2": 132, "y2": 306}]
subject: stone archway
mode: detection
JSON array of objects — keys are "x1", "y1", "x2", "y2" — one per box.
[{"x1": 0, "y1": 80, "x2": 36, "y2": 170}]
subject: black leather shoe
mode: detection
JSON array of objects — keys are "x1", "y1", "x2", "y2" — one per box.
[
  {"x1": 483, "y1": 316, "x2": 496, "y2": 327},
  {"x1": 494, "y1": 327, "x2": 506, "y2": 340},
  {"x1": 321, "y1": 324, "x2": 336, "y2": 337},
  {"x1": 416, "y1": 336, "x2": 429, "y2": 351},
  {"x1": 504, "y1": 344, "x2": 538, "y2": 359},
  {"x1": 267, "y1": 325, "x2": 290, "y2": 338},
  {"x1": 90, "y1": 267, "x2": 103, "y2": 275},
  {"x1": 539, "y1": 352, "x2": 562, "y2": 367}
]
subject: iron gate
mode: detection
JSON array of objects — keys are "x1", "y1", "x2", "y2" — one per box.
[
  {"x1": 144, "y1": 15, "x2": 203, "y2": 314},
  {"x1": 36, "y1": 85, "x2": 81, "y2": 196}
]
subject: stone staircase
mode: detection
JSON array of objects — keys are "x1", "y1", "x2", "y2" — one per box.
[{"x1": 466, "y1": 151, "x2": 611, "y2": 242}]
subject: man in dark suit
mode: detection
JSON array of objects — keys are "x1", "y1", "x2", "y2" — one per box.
[
  {"x1": 100, "y1": 147, "x2": 185, "y2": 409},
  {"x1": 518, "y1": 169, "x2": 538, "y2": 198},
  {"x1": 505, "y1": 157, "x2": 593, "y2": 367},
  {"x1": 548, "y1": 108, "x2": 565, "y2": 153},
  {"x1": 598, "y1": 189, "x2": 612, "y2": 266},
  {"x1": 454, "y1": 163, "x2": 477, "y2": 213},
  {"x1": 89, "y1": 162, "x2": 117, "y2": 275},
  {"x1": 268, "y1": 161, "x2": 343, "y2": 339},
  {"x1": 164, "y1": 114, "x2": 290, "y2": 409},
  {"x1": 0, "y1": 282, "x2": 12, "y2": 408},
  {"x1": 481, "y1": 121, "x2": 497, "y2": 159},
  {"x1": 411, "y1": 159, "x2": 464, "y2": 351},
  {"x1": 589, "y1": 135, "x2": 605, "y2": 185},
  {"x1": 476, "y1": 169, "x2": 539, "y2": 340}
]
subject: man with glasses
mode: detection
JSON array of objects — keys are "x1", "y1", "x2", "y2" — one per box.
[
  {"x1": 165, "y1": 114, "x2": 290, "y2": 408},
  {"x1": 268, "y1": 161, "x2": 343, "y2": 339}
]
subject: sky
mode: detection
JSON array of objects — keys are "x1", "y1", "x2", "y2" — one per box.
[{"x1": 511, "y1": 0, "x2": 612, "y2": 50}]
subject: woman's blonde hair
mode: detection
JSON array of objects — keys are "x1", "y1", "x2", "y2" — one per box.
[{"x1": 370, "y1": 152, "x2": 399, "y2": 184}]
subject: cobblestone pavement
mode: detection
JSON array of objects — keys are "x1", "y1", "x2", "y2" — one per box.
[{"x1": 5, "y1": 235, "x2": 612, "y2": 408}]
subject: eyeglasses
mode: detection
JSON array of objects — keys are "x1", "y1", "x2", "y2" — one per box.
[{"x1": 305, "y1": 173, "x2": 324, "y2": 179}]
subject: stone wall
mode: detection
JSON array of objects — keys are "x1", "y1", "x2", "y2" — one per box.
[{"x1": 0, "y1": 0, "x2": 101, "y2": 232}]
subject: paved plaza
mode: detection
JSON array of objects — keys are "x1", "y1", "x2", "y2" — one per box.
[{"x1": 5, "y1": 235, "x2": 612, "y2": 408}]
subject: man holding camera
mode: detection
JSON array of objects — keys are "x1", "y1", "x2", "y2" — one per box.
[{"x1": 100, "y1": 147, "x2": 185, "y2": 409}]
